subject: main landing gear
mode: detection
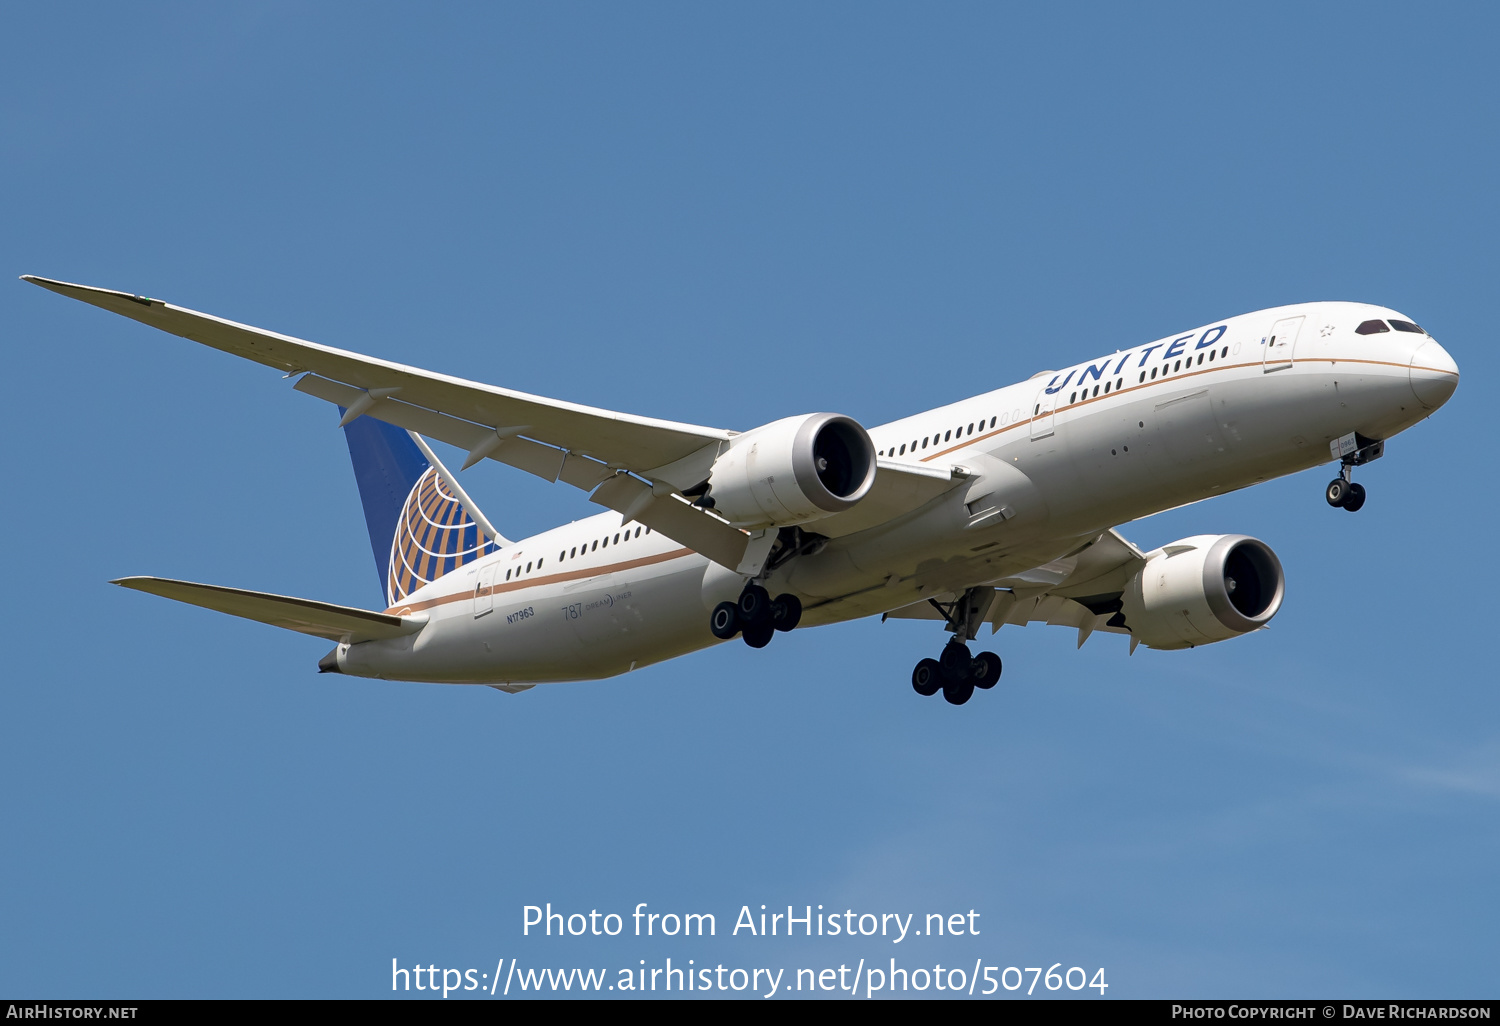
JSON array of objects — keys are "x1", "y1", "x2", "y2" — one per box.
[
  {"x1": 1325, "y1": 433, "x2": 1383, "y2": 513},
  {"x1": 710, "y1": 584, "x2": 802, "y2": 649},
  {"x1": 911, "y1": 587, "x2": 1003, "y2": 706}
]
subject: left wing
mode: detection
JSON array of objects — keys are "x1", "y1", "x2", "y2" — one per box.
[{"x1": 26, "y1": 276, "x2": 965, "y2": 568}]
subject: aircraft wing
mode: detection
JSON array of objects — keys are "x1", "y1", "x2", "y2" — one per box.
[
  {"x1": 883, "y1": 528, "x2": 1149, "y2": 647},
  {"x1": 22, "y1": 276, "x2": 730, "y2": 470},
  {"x1": 113, "y1": 577, "x2": 427, "y2": 643},
  {"x1": 27, "y1": 276, "x2": 967, "y2": 568}
]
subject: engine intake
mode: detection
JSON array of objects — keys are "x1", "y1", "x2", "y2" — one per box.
[
  {"x1": 1121, "y1": 534, "x2": 1285, "y2": 650},
  {"x1": 706, "y1": 413, "x2": 877, "y2": 529}
]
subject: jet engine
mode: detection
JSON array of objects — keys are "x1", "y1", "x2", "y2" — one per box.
[
  {"x1": 1121, "y1": 534, "x2": 1285, "y2": 650},
  {"x1": 704, "y1": 413, "x2": 877, "y2": 529}
]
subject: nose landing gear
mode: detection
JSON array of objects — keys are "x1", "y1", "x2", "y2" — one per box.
[
  {"x1": 909, "y1": 588, "x2": 1004, "y2": 705},
  {"x1": 1325, "y1": 475, "x2": 1366, "y2": 512},
  {"x1": 1325, "y1": 433, "x2": 1382, "y2": 512},
  {"x1": 709, "y1": 583, "x2": 802, "y2": 648}
]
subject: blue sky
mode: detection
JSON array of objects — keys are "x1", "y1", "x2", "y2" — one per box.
[{"x1": 2, "y1": 2, "x2": 1496, "y2": 999}]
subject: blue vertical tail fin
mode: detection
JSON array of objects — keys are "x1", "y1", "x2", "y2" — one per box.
[{"x1": 340, "y1": 413, "x2": 502, "y2": 608}]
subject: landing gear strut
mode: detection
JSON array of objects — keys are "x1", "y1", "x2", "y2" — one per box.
[
  {"x1": 911, "y1": 587, "x2": 1003, "y2": 705},
  {"x1": 709, "y1": 583, "x2": 802, "y2": 648},
  {"x1": 1325, "y1": 434, "x2": 1382, "y2": 512}
]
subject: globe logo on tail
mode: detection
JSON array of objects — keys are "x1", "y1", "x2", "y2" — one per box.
[{"x1": 387, "y1": 467, "x2": 498, "y2": 605}]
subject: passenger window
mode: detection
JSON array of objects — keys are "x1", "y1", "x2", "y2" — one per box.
[
  {"x1": 1069, "y1": 391, "x2": 1076, "y2": 403},
  {"x1": 525, "y1": 562, "x2": 532, "y2": 572},
  {"x1": 591, "y1": 540, "x2": 597, "y2": 551},
  {"x1": 1197, "y1": 353, "x2": 1203, "y2": 365},
  {"x1": 505, "y1": 569, "x2": 511, "y2": 581},
  {"x1": 1208, "y1": 350, "x2": 1215, "y2": 362},
  {"x1": 614, "y1": 533, "x2": 620, "y2": 544},
  {"x1": 1138, "y1": 372, "x2": 1145, "y2": 383},
  {"x1": 570, "y1": 547, "x2": 576, "y2": 557},
  {"x1": 922, "y1": 438, "x2": 928, "y2": 449},
  {"x1": 635, "y1": 527, "x2": 642, "y2": 538},
  {"x1": 1221, "y1": 346, "x2": 1228, "y2": 358},
  {"x1": 537, "y1": 558, "x2": 543, "y2": 568},
  {"x1": 1104, "y1": 382, "x2": 1111, "y2": 394},
  {"x1": 944, "y1": 430, "x2": 951, "y2": 442},
  {"x1": 1390, "y1": 319, "x2": 1425, "y2": 333},
  {"x1": 990, "y1": 416, "x2": 997, "y2": 428},
  {"x1": 559, "y1": 551, "x2": 565, "y2": 561},
  {"x1": 1356, "y1": 319, "x2": 1390, "y2": 335},
  {"x1": 602, "y1": 536, "x2": 608, "y2": 548},
  {"x1": 1092, "y1": 385, "x2": 1099, "y2": 397},
  {"x1": 1174, "y1": 360, "x2": 1181, "y2": 371},
  {"x1": 967, "y1": 423, "x2": 974, "y2": 434},
  {"x1": 1151, "y1": 367, "x2": 1157, "y2": 379}
]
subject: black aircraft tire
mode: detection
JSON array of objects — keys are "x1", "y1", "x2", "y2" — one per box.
[
  {"x1": 1326, "y1": 478, "x2": 1351, "y2": 507},
  {"x1": 942, "y1": 678, "x2": 975, "y2": 706},
  {"x1": 770, "y1": 593, "x2": 802, "y2": 632},
  {"x1": 971, "y1": 651, "x2": 1002, "y2": 689},
  {"x1": 743, "y1": 622, "x2": 775, "y2": 649},
  {"x1": 738, "y1": 585, "x2": 771, "y2": 625},
  {"x1": 939, "y1": 642, "x2": 971, "y2": 680},
  {"x1": 709, "y1": 602, "x2": 741, "y2": 640},
  {"x1": 1343, "y1": 482, "x2": 1366, "y2": 512},
  {"x1": 912, "y1": 659, "x2": 941, "y2": 697}
]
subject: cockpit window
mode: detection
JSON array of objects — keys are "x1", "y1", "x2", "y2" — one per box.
[
  {"x1": 1355, "y1": 319, "x2": 1390, "y2": 335},
  {"x1": 1390, "y1": 319, "x2": 1425, "y2": 334}
]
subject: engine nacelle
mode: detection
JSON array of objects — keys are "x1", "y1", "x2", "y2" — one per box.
[
  {"x1": 706, "y1": 413, "x2": 877, "y2": 529},
  {"x1": 1121, "y1": 534, "x2": 1285, "y2": 650}
]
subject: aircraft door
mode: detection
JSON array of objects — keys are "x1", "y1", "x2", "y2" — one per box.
[
  {"x1": 474, "y1": 563, "x2": 495, "y2": 618},
  {"x1": 1030, "y1": 387, "x2": 1056, "y2": 440},
  {"x1": 1262, "y1": 315, "x2": 1304, "y2": 372}
]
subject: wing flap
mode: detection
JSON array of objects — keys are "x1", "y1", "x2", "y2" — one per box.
[
  {"x1": 296, "y1": 374, "x2": 606, "y2": 486},
  {"x1": 588, "y1": 474, "x2": 750, "y2": 569},
  {"x1": 113, "y1": 576, "x2": 427, "y2": 643}
]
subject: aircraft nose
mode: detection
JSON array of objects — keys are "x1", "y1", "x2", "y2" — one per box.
[{"x1": 1409, "y1": 338, "x2": 1459, "y2": 410}]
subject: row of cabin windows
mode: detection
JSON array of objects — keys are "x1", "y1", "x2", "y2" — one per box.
[
  {"x1": 879, "y1": 344, "x2": 1241, "y2": 451},
  {"x1": 1137, "y1": 345, "x2": 1228, "y2": 385},
  {"x1": 1357, "y1": 318, "x2": 1425, "y2": 335},
  {"x1": 1068, "y1": 346, "x2": 1230, "y2": 403},
  {"x1": 558, "y1": 526, "x2": 648, "y2": 564},
  {"x1": 501, "y1": 526, "x2": 654, "y2": 582},
  {"x1": 505, "y1": 557, "x2": 543, "y2": 581},
  {"x1": 876, "y1": 416, "x2": 1001, "y2": 457}
]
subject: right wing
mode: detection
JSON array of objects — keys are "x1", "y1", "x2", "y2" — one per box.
[
  {"x1": 113, "y1": 577, "x2": 427, "y2": 644},
  {"x1": 883, "y1": 528, "x2": 1149, "y2": 646}
]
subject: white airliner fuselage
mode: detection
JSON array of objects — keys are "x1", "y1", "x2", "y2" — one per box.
[{"x1": 325, "y1": 301, "x2": 1456, "y2": 687}]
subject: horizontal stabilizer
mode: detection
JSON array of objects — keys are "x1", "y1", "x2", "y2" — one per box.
[{"x1": 112, "y1": 577, "x2": 427, "y2": 643}]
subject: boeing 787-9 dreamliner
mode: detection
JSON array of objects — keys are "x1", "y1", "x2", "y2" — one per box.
[{"x1": 25, "y1": 276, "x2": 1459, "y2": 704}]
